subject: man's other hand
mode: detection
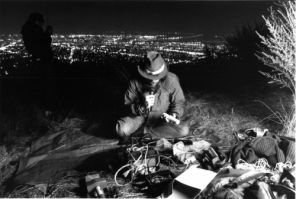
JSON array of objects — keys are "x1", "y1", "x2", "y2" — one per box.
[{"x1": 162, "y1": 113, "x2": 180, "y2": 125}]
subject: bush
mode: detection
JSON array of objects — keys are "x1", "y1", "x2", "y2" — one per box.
[
  {"x1": 227, "y1": 24, "x2": 268, "y2": 62},
  {"x1": 256, "y1": 1, "x2": 296, "y2": 136}
]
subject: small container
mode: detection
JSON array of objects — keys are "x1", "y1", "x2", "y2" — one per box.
[{"x1": 95, "y1": 186, "x2": 106, "y2": 198}]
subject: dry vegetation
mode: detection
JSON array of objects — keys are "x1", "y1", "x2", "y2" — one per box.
[
  {"x1": 257, "y1": 0, "x2": 296, "y2": 137},
  {"x1": 184, "y1": 92, "x2": 263, "y2": 151},
  {"x1": 0, "y1": 85, "x2": 292, "y2": 197}
]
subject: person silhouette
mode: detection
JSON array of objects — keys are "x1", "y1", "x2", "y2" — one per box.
[
  {"x1": 21, "y1": 13, "x2": 55, "y2": 118},
  {"x1": 21, "y1": 12, "x2": 53, "y2": 62}
]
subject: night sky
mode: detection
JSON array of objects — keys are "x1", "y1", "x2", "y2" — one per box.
[{"x1": 0, "y1": 1, "x2": 274, "y2": 37}]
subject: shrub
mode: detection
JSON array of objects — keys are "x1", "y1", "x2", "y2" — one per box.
[
  {"x1": 256, "y1": 1, "x2": 296, "y2": 136},
  {"x1": 226, "y1": 23, "x2": 269, "y2": 64}
]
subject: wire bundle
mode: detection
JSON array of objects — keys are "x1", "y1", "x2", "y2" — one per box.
[
  {"x1": 114, "y1": 144, "x2": 160, "y2": 187},
  {"x1": 114, "y1": 138, "x2": 183, "y2": 188}
]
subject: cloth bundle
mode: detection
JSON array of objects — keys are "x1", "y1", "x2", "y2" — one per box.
[{"x1": 231, "y1": 132, "x2": 295, "y2": 167}]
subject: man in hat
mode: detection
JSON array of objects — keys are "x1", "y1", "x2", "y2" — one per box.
[{"x1": 116, "y1": 51, "x2": 189, "y2": 141}]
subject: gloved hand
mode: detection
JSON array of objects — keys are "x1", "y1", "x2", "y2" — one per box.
[{"x1": 145, "y1": 94, "x2": 155, "y2": 111}]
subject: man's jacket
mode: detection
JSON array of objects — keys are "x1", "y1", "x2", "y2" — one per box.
[{"x1": 124, "y1": 72, "x2": 185, "y2": 125}]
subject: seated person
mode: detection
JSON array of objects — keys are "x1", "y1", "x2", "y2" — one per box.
[{"x1": 116, "y1": 51, "x2": 189, "y2": 142}]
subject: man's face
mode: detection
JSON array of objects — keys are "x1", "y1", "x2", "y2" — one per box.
[
  {"x1": 142, "y1": 78, "x2": 160, "y2": 91},
  {"x1": 149, "y1": 79, "x2": 160, "y2": 87}
]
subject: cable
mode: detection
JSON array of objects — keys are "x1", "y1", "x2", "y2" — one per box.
[
  {"x1": 114, "y1": 164, "x2": 134, "y2": 187},
  {"x1": 114, "y1": 144, "x2": 163, "y2": 187},
  {"x1": 115, "y1": 136, "x2": 203, "y2": 189}
]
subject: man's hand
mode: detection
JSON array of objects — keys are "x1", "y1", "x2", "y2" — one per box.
[
  {"x1": 162, "y1": 113, "x2": 180, "y2": 125},
  {"x1": 145, "y1": 94, "x2": 155, "y2": 110}
]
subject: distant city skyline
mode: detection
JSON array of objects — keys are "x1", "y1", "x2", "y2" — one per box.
[
  {"x1": 0, "y1": 1, "x2": 274, "y2": 37},
  {"x1": 0, "y1": 32, "x2": 227, "y2": 77}
]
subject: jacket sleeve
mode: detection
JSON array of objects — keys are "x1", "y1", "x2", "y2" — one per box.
[
  {"x1": 168, "y1": 76, "x2": 185, "y2": 118},
  {"x1": 124, "y1": 80, "x2": 146, "y2": 116}
]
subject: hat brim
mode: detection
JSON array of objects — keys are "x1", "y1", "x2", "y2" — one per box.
[{"x1": 138, "y1": 64, "x2": 168, "y2": 80}]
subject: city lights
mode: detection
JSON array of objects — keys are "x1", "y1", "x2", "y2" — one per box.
[{"x1": 0, "y1": 33, "x2": 226, "y2": 76}]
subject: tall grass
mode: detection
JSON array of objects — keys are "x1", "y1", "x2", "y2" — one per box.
[
  {"x1": 183, "y1": 92, "x2": 264, "y2": 151},
  {"x1": 256, "y1": 1, "x2": 296, "y2": 137},
  {"x1": 255, "y1": 99, "x2": 294, "y2": 136}
]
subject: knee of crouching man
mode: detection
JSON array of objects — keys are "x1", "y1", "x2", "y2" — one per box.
[
  {"x1": 179, "y1": 124, "x2": 190, "y2": 137},
  {"x1": 116, "y1": 121, "x2": 130, "y2": 138}
]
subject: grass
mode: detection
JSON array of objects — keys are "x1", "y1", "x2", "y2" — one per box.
[
  {"x1": 183, "y1": 92, "x2": 265, "y2": 152},
  {"x1": 0, "y1": 66, "x2": 294, "y2": 197},
  {"x1": 251, "y1": 88, "x2": 294, "y2": 136},
  {"x1": 0, "y1": 86, "x2": 293, "y2": 197},
  {"x1": 186, "y1": 92, "x2": 263, "y2": 132}
]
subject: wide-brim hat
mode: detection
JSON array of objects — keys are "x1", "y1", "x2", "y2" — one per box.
[{"x1": 138, "y1": 51, "x2": 168, "y2": 80}]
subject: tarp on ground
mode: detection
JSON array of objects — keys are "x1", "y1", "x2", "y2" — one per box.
[{"x1": 13, "y1": 127, "x2": 119, "y2": 185}]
